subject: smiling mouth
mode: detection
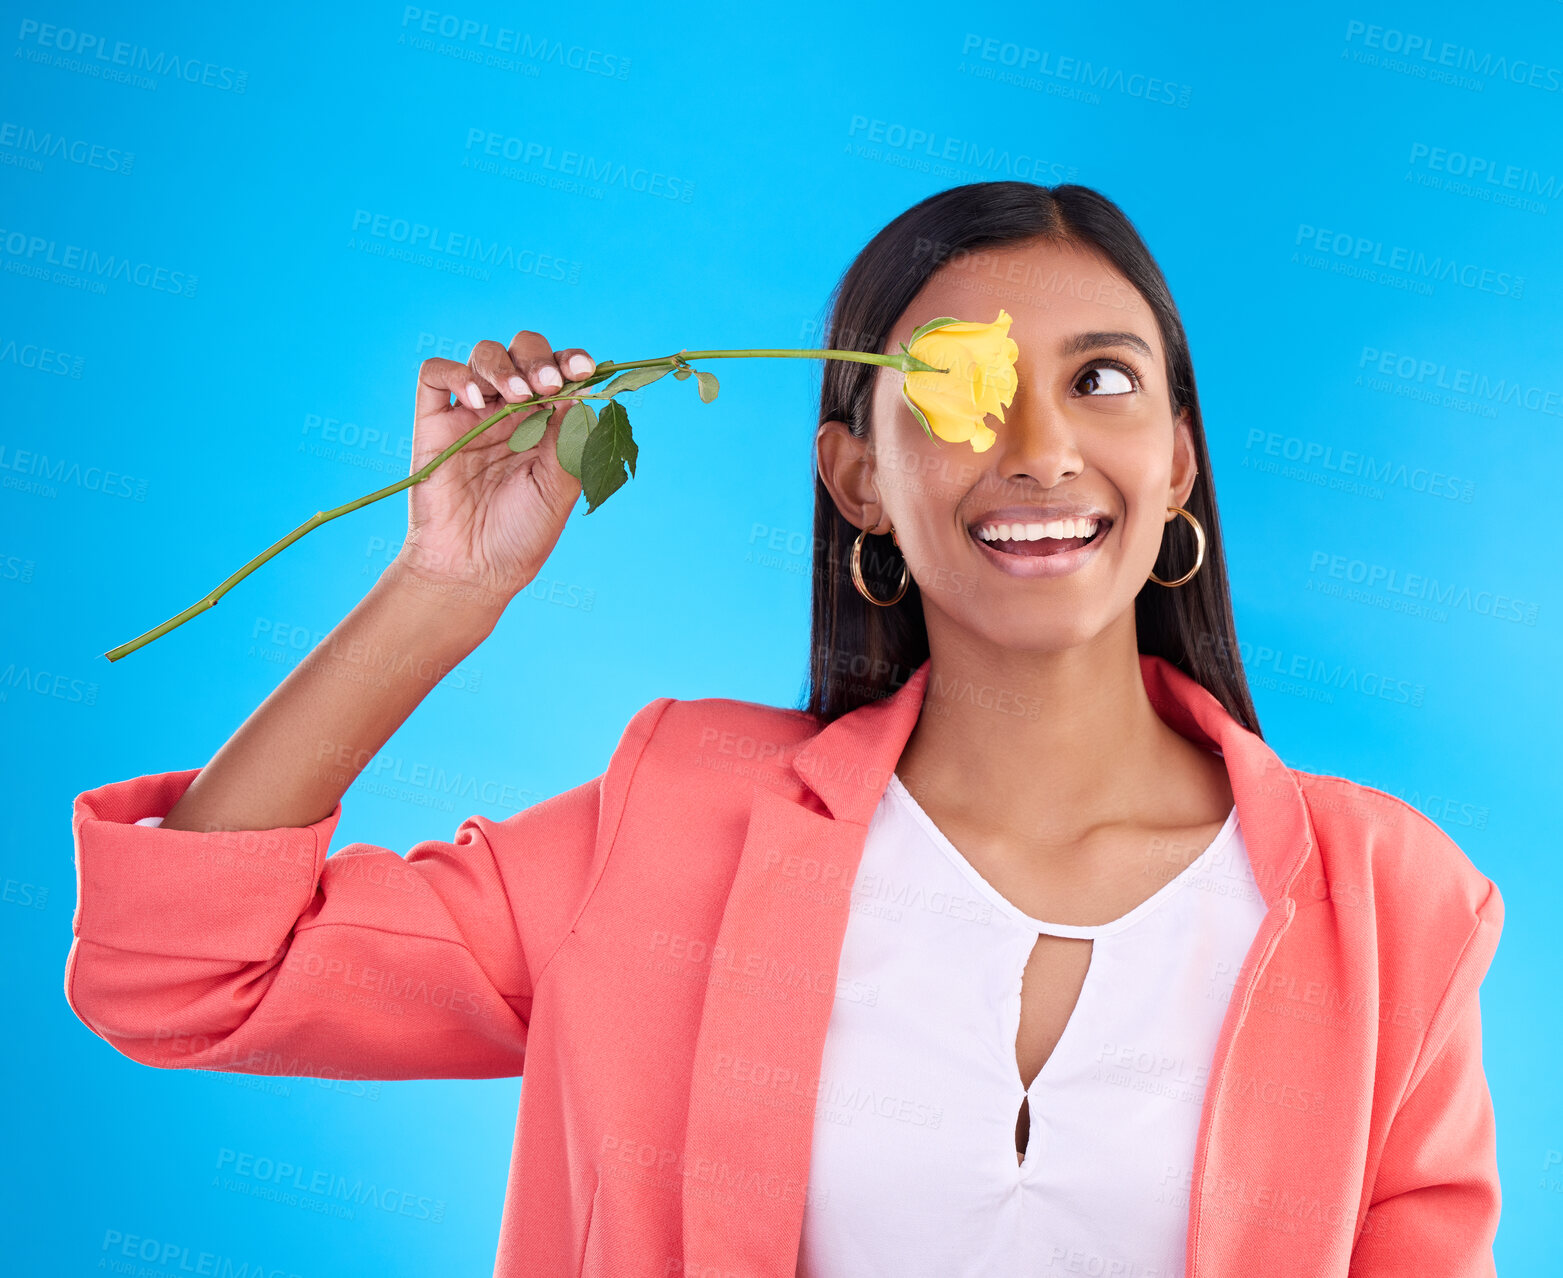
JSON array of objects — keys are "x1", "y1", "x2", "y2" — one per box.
[{"x1": 970, "y1": 517, "x2": 1112, "y2": 557}]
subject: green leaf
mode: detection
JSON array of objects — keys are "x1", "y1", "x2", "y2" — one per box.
[
  {"x1": 556, "y1": 400, "x2": 596, "y2": 478},
  {"x1": 505, "y1": 405, "x2": 549, "y2": 453},
  {"x1": 672, "y1": 366, "x2": 692, "y2": 380},
  {"x1": 599, "y1": 365, "x2": 671, "y2": 397},
  {"x1": 580, "y1": 400, "x2": 638, "y2": 513},
  {"x1": 907, "y1": 315, "x2": 962, "y2": 346},
  {"x1": 901, "y1": 385, "x2": 936, "y2": 442},
  {"x1": 694, "y1": 370, "x2": 719, "y2": 403}
]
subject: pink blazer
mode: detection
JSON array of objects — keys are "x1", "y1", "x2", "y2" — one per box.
[{"x1": 65, "y1": 654, "x2": 1504, "y2": 1277}]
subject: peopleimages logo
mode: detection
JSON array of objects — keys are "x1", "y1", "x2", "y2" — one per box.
[
  {"x1": 463, "y1": 128, "x2": 696, "y2": 202},
  {"x1": 1306, "y1": 551, "x2": 1539, "y2": 626},
  {"x1": 1293, "y1": 224, "x2": 1523, "y2": 298},
  {"x1": 348, "y1": 209, "x2": 582, "y2": 283},
  {"x1": 0, "y1": 121, "x2": 134, "y2": 174},
  {"x1": 397, "y1": 8, "x2": 631, "y2": 78},
  {"x1": 959, "y1": 32, "x2": 1192, "y2": 107},
  {"x1": 0, "y1": 226, "x2": 197, "y2": 296},
  {"x1": 99, "y1": 1229, "x2": 302, "y2": 1278},
  {"x1": 0, "y1": 441, "x2": 149, "y2": 501},
  {"x1": 845, "y1": 116, "x2": 1076, "y2": 184},
  {"x1": 1343, "y1": 20, "x2": 1562, "y2": 93},
  {"x1": 1407, "y1": 143, "x2": 1563, "y2": 201},
  {"x1": 15, "y1": 18, "x2": 248, "y2": 92},
  {"x1": 215, "y1": 1147, "x2": 447, "y2": 1222},
  {"x1": 0, "y1": 337, "x2": 83, "y2": 377},
  {"x1": 1358, "y1": 345, "x2": 1563, "y2": 419}
]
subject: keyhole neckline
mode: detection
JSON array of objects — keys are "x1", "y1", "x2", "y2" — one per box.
[
  {"x1": 886, "y1": 773, "x2": 1240, "y2": 939},
  {"x1": 1013, "y1": 933, "x2": 1096, "y2": 1171}
]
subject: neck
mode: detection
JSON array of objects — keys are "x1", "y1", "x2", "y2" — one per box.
[{"x1": 895, "y1": 612, "x2": 1182, "y2": 842}]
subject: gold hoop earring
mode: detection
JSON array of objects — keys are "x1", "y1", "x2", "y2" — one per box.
[
  {"x1": 850, "y1": 525, "x2": 910, "y2": 606},
  {"x1": 1148, "y1": 505, "x2": 1206, "y2": 587}
]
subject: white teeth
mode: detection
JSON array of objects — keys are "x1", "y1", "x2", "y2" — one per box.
[{"x1": 976, "y1": 517, "x2": 1100, "y2": 543}]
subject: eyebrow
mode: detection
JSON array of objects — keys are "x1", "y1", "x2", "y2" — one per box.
[{"x1": 1060, "y1": 331, "x2": 1155, "y2": 359}]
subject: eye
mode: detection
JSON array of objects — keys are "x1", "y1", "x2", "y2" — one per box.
[{"x1": 1074, "y1": 359, "x2": 1141, "y2": 396}]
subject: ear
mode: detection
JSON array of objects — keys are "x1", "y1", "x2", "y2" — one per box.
[
  {"x1": 816, "y1": 418, "x2": 891, "y2": 534},
  {"x1": 1168, "y1": 406, "x2": 1199, "y2": 510}
]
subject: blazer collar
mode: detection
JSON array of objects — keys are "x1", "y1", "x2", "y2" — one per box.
[
  {"x1": 793, "y1": 652, "x2": 1314, "y2": 909},
  {"x1": 678, "y1": 652, "x2": 1315, "y2": 1277}
]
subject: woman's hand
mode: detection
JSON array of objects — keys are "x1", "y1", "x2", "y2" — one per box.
[{"x1": 394, "y1": 330, "x2": 596, "y2": 603}]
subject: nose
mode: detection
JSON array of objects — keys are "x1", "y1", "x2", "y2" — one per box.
[{"x1": 990, "y1": 376, "x2": 1085, "y2": 490}]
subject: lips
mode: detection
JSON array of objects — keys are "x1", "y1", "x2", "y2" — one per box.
[{"x1": 964, "y1": 515, "x2": 1114, "y2": 578}]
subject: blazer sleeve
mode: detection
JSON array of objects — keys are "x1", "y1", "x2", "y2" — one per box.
[
  {"x1": 1350, "y1": 878, "x2": 1505, "y2": 1276},
  {"x1": 64, "y1": 696, "x2": 673, "y2": 1080}
]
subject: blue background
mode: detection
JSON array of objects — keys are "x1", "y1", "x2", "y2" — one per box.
[{"x1": 4, "y1": 1, "x2": 1559, "y2": 1272}]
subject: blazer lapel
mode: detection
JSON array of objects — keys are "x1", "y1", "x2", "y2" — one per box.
[
  {"x1": 677, "y1": 655, "x2": 1319, "y2": 1278},
  {"x1": 1137, "y1": 654, "x2": 1314, "y2": 908},
  {"x1": 1137, "y1": 656, "x2": 1323, "y2": 1277},
  {"x1": 679, "y1": 663, "x2": 931, "y2": 1278}
]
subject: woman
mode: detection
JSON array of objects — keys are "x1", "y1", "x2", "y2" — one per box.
[{"x1": 65, "y1": 182, "x2": 1503, "y2": 1277}]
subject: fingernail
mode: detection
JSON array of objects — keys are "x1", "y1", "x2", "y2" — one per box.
[
  {"x1": 566, "y1": 354, "x2": 591, "y2": 377},
  {"x1": 538, "y1": 366, "x2": 563, "y2": 390},
  {"x1": 509, "y1": 376, "x2": 527, "y2": 395},
  {"x1": 466, "y1": 382, "x2": 485, "y2": 411}
]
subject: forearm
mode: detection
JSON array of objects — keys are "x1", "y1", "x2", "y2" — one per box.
[{"x1": 158, "y1": 560, "x2": 507, "y2": 832}]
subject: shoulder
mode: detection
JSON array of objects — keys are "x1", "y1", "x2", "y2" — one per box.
[
  {"x1": 601, "y1": 690, "x2": 824, "y2": 805},
  {"x1": 481, "y1": 693, "x2": 821, "y2": 976},
  {"x1": 1289, "y1": 767, "x2": 1503, "y2": 1020},
  {"x1": 1291, "y1": 768, "x2": 1498, "y2": 911}
]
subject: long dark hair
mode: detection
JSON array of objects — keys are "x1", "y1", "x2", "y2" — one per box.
[{"x1": 804, "y1": 181, "x2": 1261, "y2": 738}]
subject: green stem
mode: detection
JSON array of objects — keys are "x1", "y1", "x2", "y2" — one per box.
[
  {"x1": 103, "y1": 347, "x2": 942, "y2": 661},
  {"x1": 601, "y1": 348, "x2": 946, "y2": 373}
]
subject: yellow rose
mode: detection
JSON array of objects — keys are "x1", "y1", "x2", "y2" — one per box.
[{"x1": 899, "y1": 309, "x2": 1019, "y2": 453}]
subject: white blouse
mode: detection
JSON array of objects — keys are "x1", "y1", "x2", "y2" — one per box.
[{"x1": 796, "y1": 773, "x2": 1266, "y2": 1278}]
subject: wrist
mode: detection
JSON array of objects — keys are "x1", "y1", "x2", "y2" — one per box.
[{"x1": 376, "y1": 558, "x2": 512, "y2": 647}]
